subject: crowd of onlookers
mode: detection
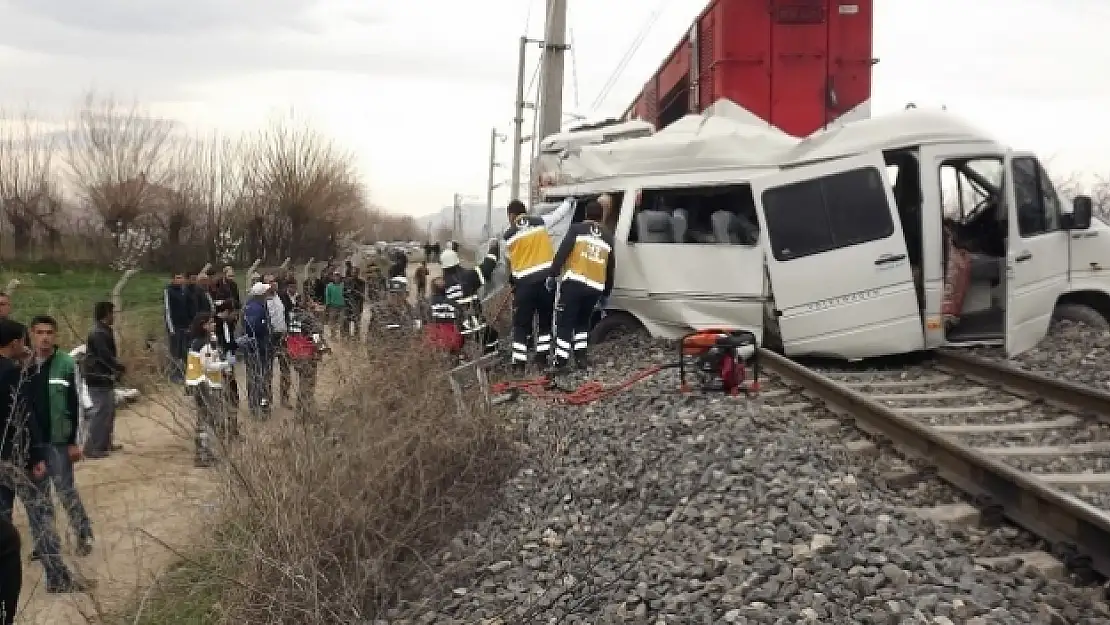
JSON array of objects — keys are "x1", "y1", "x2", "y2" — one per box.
[{"x1": 0, "y1": 249, "x2": 441, "y2": 618}]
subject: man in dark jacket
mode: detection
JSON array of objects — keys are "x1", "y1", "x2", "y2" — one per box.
[
  {"x1": 28, "y1": 315, "x2": 93, "y2": 555},
  {"x1": 242, "y1": 282, "x2": 273, "y2": 417},
  {"x1": 0, "y1": 319, "x2": 86, "y2": 593},
  {"x1": 342, "y1": 267, "x2": 367, "y2": 339},
  {"x1": 163, "y1": 273, "x2": 191, "y2": 383},
  {"x1": 83, "y1": 301, "x2": 125, "y2": 459}
]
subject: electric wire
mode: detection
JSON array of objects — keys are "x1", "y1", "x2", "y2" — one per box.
[
  {"x1": 589, "y1": 0, "x2": 673, "y2": 112},
  {"x1": 569, "y1": 27, "x2": 580, "y2": 112}
]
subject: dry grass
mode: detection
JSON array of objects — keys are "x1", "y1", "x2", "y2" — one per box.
[{"x1": 126, "y1": 342, "x2": 518, "y2": 624}]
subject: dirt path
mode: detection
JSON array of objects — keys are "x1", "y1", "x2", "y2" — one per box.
[
  {"x1": 14, "y1": 386, "x2": 216, "y2": 624},
  {"x1": 13, "y1": 263, "x2": 454, "y2": 623}
]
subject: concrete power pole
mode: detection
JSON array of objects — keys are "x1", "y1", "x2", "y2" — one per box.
[
  {"x1": 537, "y1": 0, "x2": 568, "y2": 143},
  {"x1": 452, "y1": 193, "x2": 462, "y2": 242},
  {"x1": 509, "y1": 36, "x2": 532, "y2": 202},
  {"x1": 485, "y1": 128, "x2": 507, "y2": 239}
]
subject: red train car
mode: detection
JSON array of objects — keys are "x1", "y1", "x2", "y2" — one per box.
[{"x1": 622, "y1": 0, "x2": 874, "y2": 137}]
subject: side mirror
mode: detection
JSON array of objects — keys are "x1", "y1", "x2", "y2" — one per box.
[{"x1": 1067, "y1": 195, "x2": 1093, "y2": 230}]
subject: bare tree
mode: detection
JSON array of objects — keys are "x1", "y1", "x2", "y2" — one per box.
[
  {"x1": 243, "y1": 114, "x2": 365, "y2": 261},
  {"x1": 0, "y1": 109, "x2": 60, "y2": 257},
  {"x1": 62, "y1": 92, "x2": 176, "y2": 253}
]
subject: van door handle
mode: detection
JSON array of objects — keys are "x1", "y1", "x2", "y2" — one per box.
[
  {"x1": 1014, "y1": 251, "x2": 1033, "y2": 262},
  {"x1": 874, "y1": 254, "x2": 906, "y2": 265}
]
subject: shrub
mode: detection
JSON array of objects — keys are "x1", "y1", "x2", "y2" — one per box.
[{"x1": 145, "y1": 341, "x2": 517, "y2": 623}]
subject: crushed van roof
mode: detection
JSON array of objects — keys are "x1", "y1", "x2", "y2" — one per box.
[
  {"x1": 785, "y1": 109, "x2": 1000, "y2": 164},
  {"x1": 542, "y1": 99, "x2": 798, "y2": 184}
]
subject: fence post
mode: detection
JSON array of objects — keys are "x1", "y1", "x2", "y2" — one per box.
[
  {"x1": 111, "y1": 269, "x2": 138, "y2": 313},
  {"x1": 3, "y1": 278, "x2": 19, "y2": 294},
  {"x1": 302, "y1": 258, "x2": 315, "y2": 292}
]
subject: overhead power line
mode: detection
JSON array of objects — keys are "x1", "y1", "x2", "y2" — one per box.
[{"x1": 590, "y1": 0, "x2": 673, "y2": 112}]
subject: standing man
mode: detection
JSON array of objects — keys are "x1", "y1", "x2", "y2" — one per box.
[
  {"x1": 242, "y1": 282, "x2": 273, "y2": 417},
  {"x1": 0, "y1": 319, "x2": 86, "y2": 592},
  {"x1": 342, "y1": 267, "x2": 367, "y2": 339},
  {"x1": 83, "y1": 301, "x2": 125, "y2": 459},
  {"x1": 264, "y1": 275, "x2": 291, "y2": 410},
  {"x1": 324, "y1": 272, "x2": 345, "y2": 338},
  {"x1": 28, "y1": 315, "x2": 94, "y2": 555},
  {"x1": 548, "y1": 201, "x2": 615, "y2": 371},
  {"x1": 501, "y1": 198, "x2": 575, "y2": 373},
  {"x1": 163, "y1": 272, "x2": 191, "y2": 383},
  {"x1": 414, "y1": 261, "x2": 429, "y2": 300}
]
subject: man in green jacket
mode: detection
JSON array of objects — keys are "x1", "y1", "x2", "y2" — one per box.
[
  {"x1": 324, "y1": 272, "x2": 345, "y2": 338},
  {"x1": 28, "y1": 315, "x2": 93, "y2": 556}
]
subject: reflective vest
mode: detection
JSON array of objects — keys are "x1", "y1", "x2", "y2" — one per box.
[
  {"x1": 503, "y1": 214, "x2": 555, "y2": 280},
  {"x1": 560, "y1": 222, "x2": 612, "y2": 291},
  {"x1": 185, "y1": 337, "x2": 227, "y2": 388}
]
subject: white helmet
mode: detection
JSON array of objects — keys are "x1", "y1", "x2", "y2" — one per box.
[{"x1": 440, "y1": 249, "x2": 460, "y2": 268}]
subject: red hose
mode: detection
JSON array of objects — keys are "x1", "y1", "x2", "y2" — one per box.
[{"x1": 491, "y1": 364, "x2": 666, "y2": 405}]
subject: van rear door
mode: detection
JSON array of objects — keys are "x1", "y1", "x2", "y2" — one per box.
[
  {"x1": 750, "y1": 152, "x2": 925, "y2": 358},
  {"x1": 1003, "y1": 152, "x2": 1070, "y2": 356}
]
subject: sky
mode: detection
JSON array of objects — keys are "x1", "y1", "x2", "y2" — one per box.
[{"x1": 1, "y1": 0, "x2": 1109, "y2": 217}]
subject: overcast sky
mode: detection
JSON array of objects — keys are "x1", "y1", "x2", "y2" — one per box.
[{"x1": 1, "y1": 0, "x2": 1107, "y2": 217}]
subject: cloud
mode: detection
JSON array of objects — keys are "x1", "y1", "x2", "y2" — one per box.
[{"x1": 1, "y1": 0, "x2": 319, "y2": 35}]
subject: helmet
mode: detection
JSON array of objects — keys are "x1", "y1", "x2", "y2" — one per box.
[
  {"x1": 440, "y1": 249, "x2": 460, "y2": 268},
  {"x1": 388, "y1": 276, "x2": 409, "y2": 293}
]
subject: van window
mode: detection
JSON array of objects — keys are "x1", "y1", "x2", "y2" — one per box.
[
  {"x1": 556, "y1": 192, "x2": 624, "y2": 229},
  {"x1": 761, "y1": 167, "x2": 894, "y2": 261},
  {"x1": 1012, "y1": 157, "x2": 1060, "y2": 237},
  {"x1": 628, "y1": 184, "x2": 759, "y2": 244},
  {"x1": 940, "y1": 158, "x2": 1002, "y2": 223}
]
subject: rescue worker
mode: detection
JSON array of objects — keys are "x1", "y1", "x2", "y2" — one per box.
[
  {"x1": 441, "y1": 240, "x2": 500, "y2": 357},
  {"x1": 501, "y1": 197, "x2": 575, "y2": 372},
  {"x1": 549, "y1": 200, "x2": 615, "y2": 371},
  {"x1": 285, "y1": 299, "x2": 329, "y2": 421},
  {"x1": 422, "y1": 276, "x2": 464, "y2": 359},
  {"x1": 185, "y1": 313, "x2": 233, "y2": 467}
]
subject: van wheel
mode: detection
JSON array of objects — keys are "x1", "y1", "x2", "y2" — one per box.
[
  {"x1": 589, "y1": 311, "x2": 644, "y2": 344},
  {"x1": 1051, "y1": 303, "x2": 1110, "y2": 333}
]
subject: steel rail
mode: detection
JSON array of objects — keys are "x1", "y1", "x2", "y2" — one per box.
[
  {"x1": 761, "y1": 348, "x2": 1110, "y2": 577},
  {"x1": 936, "y1": 349, "x2": 1110, "y2": 418}
]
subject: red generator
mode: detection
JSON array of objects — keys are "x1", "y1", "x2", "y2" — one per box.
[
  {"x1": 622, "y1": 0, "x2": 874, "y2": 137},
  {"x1": 679, "y1": 329, "x2": 760, "y2": 396}
]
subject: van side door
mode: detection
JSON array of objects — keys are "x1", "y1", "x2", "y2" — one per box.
[
  {"x1": 750, "y1": 152, "x2": 925, "y2": 358},
  {"x1": 1004, "y1": 153, "x2": 1070, "y2": 356}
]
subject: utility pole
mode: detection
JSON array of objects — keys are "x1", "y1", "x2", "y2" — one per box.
[
  {"x1": 537, "y1": 0, "x2": 568, "y2": 143},
  {"x1": 452, "y1": 193, "x2": 462, "y2": 242},
  {"x1": 511, "y1": 36, "x2": 539, "y2": 202},
  {"x1": 485, "y1": 128, "x2": 507, "y2": 239}
]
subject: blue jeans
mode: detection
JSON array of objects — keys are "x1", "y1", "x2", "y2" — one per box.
[{"x1": 44, "y1": 445, "x2": 93, "y2": 540}]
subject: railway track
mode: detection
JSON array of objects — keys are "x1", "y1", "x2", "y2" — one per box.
[{"x1": 760, "y1": 348, "x2": 1110, "y2": 579}]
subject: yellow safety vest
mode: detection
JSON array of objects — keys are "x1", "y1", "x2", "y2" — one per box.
[{"x1": 561, "y1": 223, "x2": 612, "y2": 291}]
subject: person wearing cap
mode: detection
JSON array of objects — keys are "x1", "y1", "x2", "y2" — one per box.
[
  {"x1": 440, "y1": 238, "x2": 501, "y2": 357},
  {"x1": 241, "y1": 281, "x2": 273, "y2": 417}
]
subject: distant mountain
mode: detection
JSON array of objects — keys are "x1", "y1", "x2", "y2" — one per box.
[{"x1": 415, "y1": 202, "x2": 508, "y2": 245}]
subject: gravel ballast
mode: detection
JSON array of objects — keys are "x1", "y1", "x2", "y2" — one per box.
[{"x1": 389, "y1": 338, "x2": 1108, "y2": 623}]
